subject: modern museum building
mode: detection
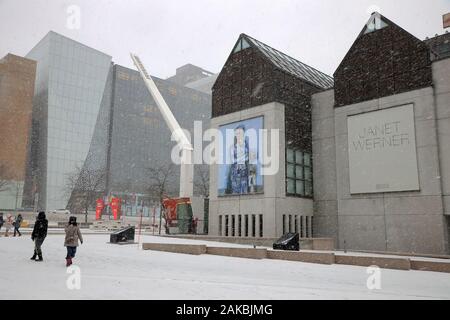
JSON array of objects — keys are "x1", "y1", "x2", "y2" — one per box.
[{"x1": 209, "y1": 13, "x2": 450, "y2": 255}]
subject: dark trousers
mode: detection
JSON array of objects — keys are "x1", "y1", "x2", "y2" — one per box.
[
  {"x1": 14, "y1": 225, "x2": 21, "y2": 236},
  {"x1": 34, "y1": 238, "x2": 44, "y2": 256},
  {"x1": 66, "y1": 246, "x2": 77, "y2": 259}
]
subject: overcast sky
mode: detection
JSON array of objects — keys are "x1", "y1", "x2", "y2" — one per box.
[{"x1": 0, "y1": 0, "x2": 449, "y2": 78}]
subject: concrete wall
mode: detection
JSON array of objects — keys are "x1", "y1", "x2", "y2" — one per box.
[
  {"x1": 209, "y1": 102, "x2": 313, "y2": 239},
  {"x1": 434, "y1": 58, "x2": 450, "y2": 218},
  {"x1": 267, "y1": 250, "x2": 335, "y2": 265},
  {"x1": 206, "y1": 247, "x2": 267, "y2": 259},
  {"x1": 311, "y1": 89, "x2": 339, "y2": 242},
  {"x1": 142, "y1": 243, "x2": 207, "y2": 255},
  {"x1": 312, "y1": 59, "x2": 450, "y2": 255}
]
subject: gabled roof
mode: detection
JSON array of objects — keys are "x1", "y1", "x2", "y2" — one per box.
[
  {"x1": 335, "y1": 12, "x2": 426, "y2": 76},
  {"x1": 237, "y1": 34, "x2": 334, "y2": 90}
]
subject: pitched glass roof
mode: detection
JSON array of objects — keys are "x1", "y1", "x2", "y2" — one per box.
[
  {"x1": 243, "y1": 34, "x2": 334, "y2": 89},
  {"x1": 363, "y1": 13, "x2": 389, "y2": 34},
  {"x1": 233, "y1": 37, "x2": 251, "y2": 53}
]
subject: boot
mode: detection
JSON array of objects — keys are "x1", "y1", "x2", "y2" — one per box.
[
  {"x1": 30, "y1": 251, "x2": 37, "y2": 260},
  {"x1": 36, "y1": 254, "x2": 43, "y2": 262},
  {"x1": 66, "y1": 258, "x2": 72, "y2": 267}
]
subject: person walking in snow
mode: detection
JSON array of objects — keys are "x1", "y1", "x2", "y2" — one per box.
[
  {"x1": 31, "y1": 211, "x2": 48, "y2": 261},
  {"x1": 64, "y1": 216, "x2": 83, "y2": 267},
  {"x1": 0, "y1": 213, "x2": 4, "y2": 234},
  {"x1": 14, "y1": 214, "x2": 23, "y2": 237},
  {"x1": 192, "y1": 216, "x2": 198, "y2": 234},
  {"x1": 4, "y1": 213, "x2": 14, "y2": 237}
]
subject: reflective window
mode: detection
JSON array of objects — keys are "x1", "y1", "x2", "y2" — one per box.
[
  {"x1": 286, "y1": 148, "x2": 313, "y2": 197},
  {"x1": 233, "y1": 38, "x2": 252, "y2": 54}
]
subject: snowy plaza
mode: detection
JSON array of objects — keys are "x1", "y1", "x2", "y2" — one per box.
[
  {"x1": 1, "y1": 1, "x2": 450, "y2": 303},
  {"x1": 1, "y1": 233, "x2": 450, "y2": 300}
]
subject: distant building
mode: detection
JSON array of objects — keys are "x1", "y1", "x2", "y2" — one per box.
[
  {"x1": 23, "y1": 31, "x2": 112, "y2": 211},
  {"x1": 425, "y1": 32, "x2": 450, "y2": 60},
  {"x1": 0, "y1": 54, "x2": 36, "y2": 210},
  {"x1": 185, "y1": 74, "x2": 218, "y2": 94},
  {"x1": 167, "y1": 63, "x2": 214, "y2": 86},
  {"x1": 82, "y1": 64, "x2": 211, "y2": 205},
  {"x1": 22, "y1": 31, "x2": 211, "y2": 212}
]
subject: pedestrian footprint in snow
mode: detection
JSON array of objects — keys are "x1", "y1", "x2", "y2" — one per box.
[
  {"x1": 64, "y1": 216, "x2": 83, "y2": 267},
  {"x1": 31, "y1": 211, "x2": 48, "y2": 261}
]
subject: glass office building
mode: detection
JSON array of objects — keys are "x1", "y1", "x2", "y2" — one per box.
[
  {"x1": 105, "y1": 65, "x2": 210, "y2": 196},
  {"x1": 24, "y1": 31, "x2": 211, "y2": 211},
  {"x1": 24, "y1": 31, "x2": 112, "y2": 210}
]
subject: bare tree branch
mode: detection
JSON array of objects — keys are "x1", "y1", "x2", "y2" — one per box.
[
  {"x1": 0, "y1": 163, "x2": 12, "y2": 192},
  {"x1": 66, "y1": 165, "x2": 107, "y2": 222},
  {"x1": 146, "y1": 161, "x2": 177, "y2": 234},
  {"x1": 194, "y1": 165, "x2": 209, "y2": 198},
  {"x1": 146, "y1": 162, "x2": 177, "y2": 202}
]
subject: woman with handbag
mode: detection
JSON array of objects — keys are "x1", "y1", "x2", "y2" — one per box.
[{"x1": 64, "y1": 216, "x2": 83, "y2": 267}]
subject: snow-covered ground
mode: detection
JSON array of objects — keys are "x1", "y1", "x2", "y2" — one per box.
[{"x1": 1, "y1": 234, "x2": 449, "y2": 300}]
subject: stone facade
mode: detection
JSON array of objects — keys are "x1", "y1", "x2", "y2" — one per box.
[
  {"x1": 312, "y1": 13, "x2": 450, "y2": 255},
  {"x1": 209, "y1": 34, "x2": 333, "y2": 239},
  {"x1": 334, "y1": 15, "x2": 432, "y2": 108},
  {"x1": 212, "y1": 42, "x2": 320, "y2": 152}
]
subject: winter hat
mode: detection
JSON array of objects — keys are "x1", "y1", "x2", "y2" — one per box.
[
  {"x1": 37, "y1": 211, "x2": 46, "y2": 220},
  {"x1": 69, "y1": 216, "x2": 77, "y2": 225}
]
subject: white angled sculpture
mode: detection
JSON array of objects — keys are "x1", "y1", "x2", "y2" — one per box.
[{"x1": 130, "y1": 53, "x2": 194, "y2": 198}]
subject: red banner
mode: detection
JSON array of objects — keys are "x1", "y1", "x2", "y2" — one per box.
[
  {"x1": 111, "y1": 197, "x2": 122, "y2": 220},
  {"x1": 95, "y1": 198, "x2": 105, "y2": 220}
]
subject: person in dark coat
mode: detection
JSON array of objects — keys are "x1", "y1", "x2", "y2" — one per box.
[
  {"x1": 0, "y1": 213, "x2": 4, "y2": 234},
  {"x1": 14, "y1": 214, "x2": 23, "y2": 237},
  {"x1": 192, "y1": 217, "x2": 198, "y2": 234},
  {"x1": 64, "y1": 216, "x2": 83, "y2": 267},
  {"x1": 31, "y1": 211, "x2": 48, "y2": 261}
]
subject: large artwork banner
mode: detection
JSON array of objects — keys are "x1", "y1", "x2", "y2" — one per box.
[{"x1": 218, "y1": 117, "x2": 264, "y2": 196}]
